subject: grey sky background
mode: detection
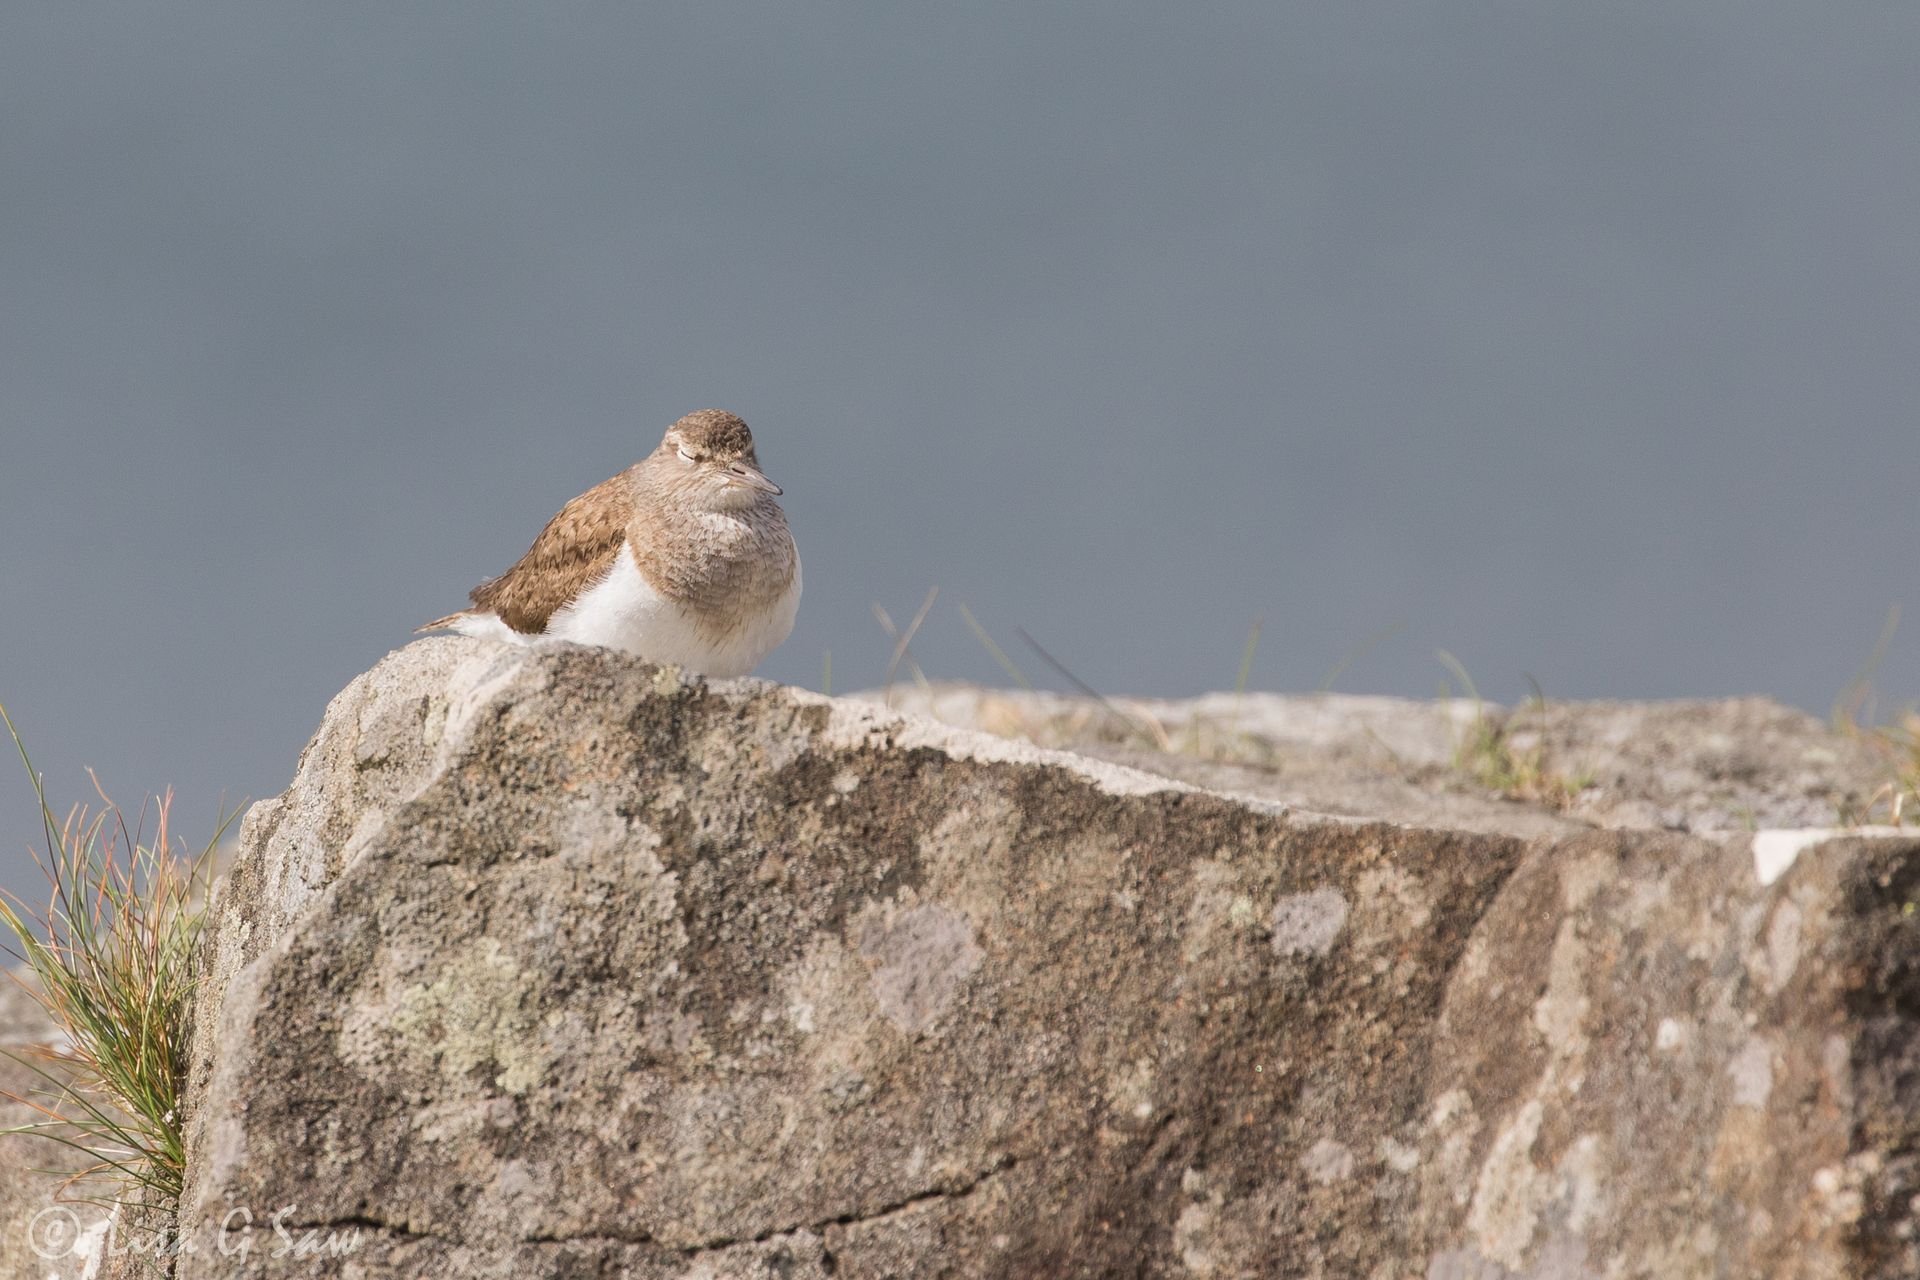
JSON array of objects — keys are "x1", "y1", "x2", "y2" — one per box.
[{"x1": 3, "y1": 3, "x2": 1917, "y2": 893}]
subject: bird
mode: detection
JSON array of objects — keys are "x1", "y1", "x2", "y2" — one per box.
[{"x1": 419, "y1": 409, "x2": 800, "y2": 678}]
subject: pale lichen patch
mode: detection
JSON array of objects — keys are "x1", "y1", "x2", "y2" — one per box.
[
  {"x1": 1105, "y1": 1058, "x2": 1160, "y2": 1130},
  {"x1": 1727, "y1": 1036, "x2": 1775, "y2": 1109},
  {"x1": 1466, "y1": 1099, "x2": 1545, "y2": 1269},
  {"x1": 855, "y1": 902, "x2": 985, "y2": 1035},
  {"x1": 1555, "y1": 1134, "x2": 1606, "y2": 1235},
  {"x1": 1174, "y1": 1201, "x2": 1220, "y2": 1275},
  {"x1": 1760, "y1": 897, "x2": 1803, "y2": 994},
  {"x1": 1531, "y1": 920, "x2": 1590, "y2": 1063},
  {"x1": 1811, "y1": 1163, "x2": 1867, "y2": 1226},
  {"x1": 1558, "y1": 853, "x2": 1614, "y2": 911},
  {"x1": 1301, "y1": 1138, "x2": 1355, "y2": 1185},
  {"x1": 1379, "y1": 1136, "x2": 1421, "y2": 1174},
  {"x1": 1184, "y1": 859, "x2": 1246, "y2": 963},
  {"x1": 1425, "y1": 1089, "x2": 1481, "y2": 1209},
  {"x1": 1269, "y1": 887, "x2": 1350, "y2": 957},
  {"x1": 340, "y1": 935, "x2": 552, "y2": 1096},
  {"x1": 1820, "y1": 1034, "x2": 1853, "y2": 1112}
]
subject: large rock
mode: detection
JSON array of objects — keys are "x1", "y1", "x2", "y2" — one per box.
[{"x1": 173, "y1": 639, "x2": 1920, "y2": 1278}]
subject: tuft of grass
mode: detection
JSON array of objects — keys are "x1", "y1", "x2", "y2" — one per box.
[
  {"x1": 1831, "y1": 606, "x2": 1920, "y2": 826},
  {"x1": 1438, "y1": 655, "x2": 1592, "y2": 810},
  {"x1": 1834, "y1": 709, "x2": 1920, "y2": 827},
  {"x1": 0, "y1": 704, "x2": 228, "y2": 1212}
]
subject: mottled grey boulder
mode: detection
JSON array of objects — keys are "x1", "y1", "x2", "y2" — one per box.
[{"x1": 172, "y1": 639, "x2": 1920, "y2": 1278}]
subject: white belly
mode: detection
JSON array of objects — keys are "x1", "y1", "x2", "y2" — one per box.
[{"x1": 533, "y1": 543, "x2": 800, "y2": 678}]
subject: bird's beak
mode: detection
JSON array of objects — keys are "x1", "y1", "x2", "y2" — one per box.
[{"x1": 725, "y1": 462, "x2": 782, "y2": 495}]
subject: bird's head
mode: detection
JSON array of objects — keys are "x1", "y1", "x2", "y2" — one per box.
[{"x1": 654, "y1": 409, "x2": 783, "y2": 512}]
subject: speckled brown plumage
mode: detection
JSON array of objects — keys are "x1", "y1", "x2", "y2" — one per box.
[{"x1": 461, "y1": 471, "x2": 635, "y2": 635}]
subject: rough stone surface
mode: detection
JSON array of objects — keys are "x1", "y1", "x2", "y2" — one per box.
[
  {"x1": 865, "y1": 684, "x2": 1891, "y2": 837},
  {"x1": 169, "y1": 639, "x2": 1920, "y2": 1277},
  {"x1": 0, "y1": 969, "x2": 145, "y2": 1279}
]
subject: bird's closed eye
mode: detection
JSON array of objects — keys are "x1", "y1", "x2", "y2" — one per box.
[{"x1": 677, "y1": 448, "x2": 699, "y2": 465}]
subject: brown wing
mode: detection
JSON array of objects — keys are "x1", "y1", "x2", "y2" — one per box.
[{"x1": 469, "y1": 470, "x2": 632, "y2": 634}]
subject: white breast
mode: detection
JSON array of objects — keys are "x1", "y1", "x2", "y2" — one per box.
[{"x1": 540, "y1": 542, "x2": 801, "y2": 678}]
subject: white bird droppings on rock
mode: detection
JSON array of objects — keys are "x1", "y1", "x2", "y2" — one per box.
[
  {"x1": 1753, "y1": 829, "x2": 1826, "y2": 887},
  {"x1": 1751, "y1": 826, "x2": 1910, "y2": 887}
]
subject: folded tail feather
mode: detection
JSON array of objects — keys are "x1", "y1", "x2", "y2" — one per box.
[{"x1": 416, "y1": 610, "x2": 472, "y2": 634}]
